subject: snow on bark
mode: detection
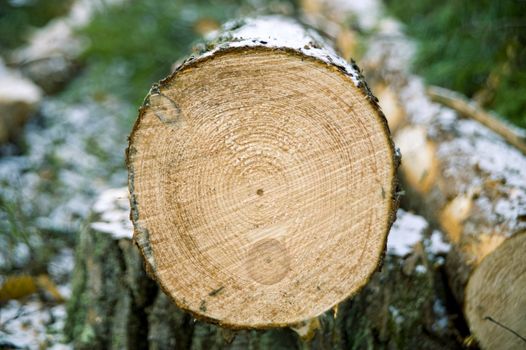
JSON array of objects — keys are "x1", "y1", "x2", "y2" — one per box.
[
  {"x1": 195, "y1": 16, "x2": 363, "y2": 87},
  {"x1": 394, "y1": 74, "x2": 526, "y2": 240},
  {"x1": 387, "y1": 210, "x2": 428, "y2": 256},
  {"x1": 359, "y1": 2, "x2": 526, "y2": 244},
  {"x1": 90, "y1": 187, "x2": 132, "y2": 240},
  {"x1": 387, "y1": 210, "x2": 451, "y2": 257}
]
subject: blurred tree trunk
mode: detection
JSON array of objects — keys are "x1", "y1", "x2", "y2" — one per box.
[
  {"x1": 359, "y1": 9, "x2": 526, "y2": 350},
  {"x1": 65, "y1": 189, "x2": 460, "y2": 349}
]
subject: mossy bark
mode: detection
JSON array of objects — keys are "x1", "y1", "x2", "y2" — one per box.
[
  {"x1": 65, "y1": 218, "x2": 156, "y2": 349},
  {"x1": 65, "y1": 205, "x2": 461, "y2": 349}
]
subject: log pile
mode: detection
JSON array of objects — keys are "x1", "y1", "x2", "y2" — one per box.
[
  {"x1": 66, "y1": 2, "x2": 526, "y2": 348},
  {"x1": 361, "y1": 14, "x2": 526, "y2": 350},
  {"x1": 65, "y1": 188, "x2": 459, "y2": 349}
]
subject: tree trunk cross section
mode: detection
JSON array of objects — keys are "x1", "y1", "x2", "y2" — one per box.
[{"x1": 126, "y1": 16, "x2": 398, "y2": 328}]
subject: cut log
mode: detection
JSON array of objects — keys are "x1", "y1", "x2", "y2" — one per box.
[
  {"x1": 126, "y1": 16, "x2": 399, "y2": 328},
  {"x1": 66, "y1": 188, "x2": 460, "y2": 349},
  {"x1": 427, "y1": 86, "x2": 526, "y2": 156},
  {"x1": 362, "y1": 21, "x2": 526, "y2": 350}
]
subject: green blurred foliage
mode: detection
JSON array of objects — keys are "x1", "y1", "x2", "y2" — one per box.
[
  {"x1": 385, "y1": 0, "x2": 526, "y2": 127},
  {"x1": 0, "y1": 194, "x2": 60, "y2": 275},
  {"x1": 0, "y1": 0, "x2": 73, "y2": 52},
  {"x1": 73, "y1": 0, "x2": 297, "y2": 106}
]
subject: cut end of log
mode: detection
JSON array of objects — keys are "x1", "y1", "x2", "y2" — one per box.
[
  {"x1": 127, "y1": 24, "x2": 398, "y2": 328},
  {"x1": 465, "y1": 231, "x2": 526, "y2": 349}
]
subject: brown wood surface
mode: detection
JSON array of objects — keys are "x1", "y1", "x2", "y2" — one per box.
[
  {"x1": 358, "y1": 17, "x2": 526, "y2": 350},
  {"x1": 126, "y1": 17, "x2": 398, "y2": 328}
]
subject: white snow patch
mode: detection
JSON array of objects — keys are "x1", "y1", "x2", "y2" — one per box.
[
  {"x1": 363, "y1": 22, "x2": 416, "y2": 74},
  {"x1": 387, "y1": 210, "x2": 428, "y2": 256},
  {"x1": 435, "y1": 120, "x2": 526, "y2": 230},
  {"x1": 0, "y1": 299, "x2": 72, "y2": 349},
  {"x1": 432, "y1": 299, "x2": 449, "y2": 331},
  {"x1": 90, "y1": 221, "x2": 132, "y2": 239},
  {"x1": 93, "y1": 187, "x2": 129, "y2": 213},
  {"x1": 377, "y1": 17, "x2": 404, "y2": 35},
  {"x1": 415, "y1": 264, "x2": 427, "y2": 274},
  {"x1": 204, "y1": 16, "x2": 363, "y2": 86},
  {"x1": 91, "y1": 187, "x2": 132, "y2": 239},
  {"x1": 48, "y1": 248, "x2": 75, "y2": 283},
  {"x1": 326, "y1": 0, "x2": 382, "y2": 31},
  {"x1": 13, "y1": 243, "x2": 31, "y2": 266},
  {"x1": 472, "y1": 135, "x2": 526, "y2": 189},
  {"x1": 435, "y1": 256, "x2": 445, "y2": 265},
  {"x1": 398, "y1": 78, "x2": 442, "y2": 125},
  {"x1": 0, "y1": 74, "x2": 42, "y2": 105},
  {"x1": 428, "y1": 230, "x2": 451, "y2": 254}
]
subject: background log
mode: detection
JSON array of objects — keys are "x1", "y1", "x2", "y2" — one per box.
[
  {"x1": 361, "y1": 19, "x2": 526, "y2": 350},
  {"x1": 427, "y1": 86, "x2": 526, "y2": 155},
  {"x1": 65, "y1": 188, "x2": 460, "y2": 349},
  {"x1": 126, "y1": 16, "x2": 399, "y2": 328}
]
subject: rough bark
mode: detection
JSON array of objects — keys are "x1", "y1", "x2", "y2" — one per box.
[
  {"x1": 66, "y1": 188, "x2": 461, "y2": 349},
  {"x1": 360, "y1": 16, "x2": 526, "y2": 350},
  {"x1": 126, "y1": 16, "x2": 399, "y2": 328}
]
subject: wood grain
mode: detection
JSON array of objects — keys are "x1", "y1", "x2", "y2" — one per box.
[{"x1": 127, "y1": 19, "x2": 398, "y2": 328}]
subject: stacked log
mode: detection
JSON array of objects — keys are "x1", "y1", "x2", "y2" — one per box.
[
  {"x1": 65, "y1": 188, "x2": 459, "y2": 349},
  {"x1": 361, "y1": 16, "x2": 526, "y2": 350},
  {"x1": 67, "y1": 3, "x2": 526, "y2": 348}
]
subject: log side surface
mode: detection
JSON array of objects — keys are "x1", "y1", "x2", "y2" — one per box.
[{"x1": 357, "y1": 11, "x2": 526, "y2": 349}]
